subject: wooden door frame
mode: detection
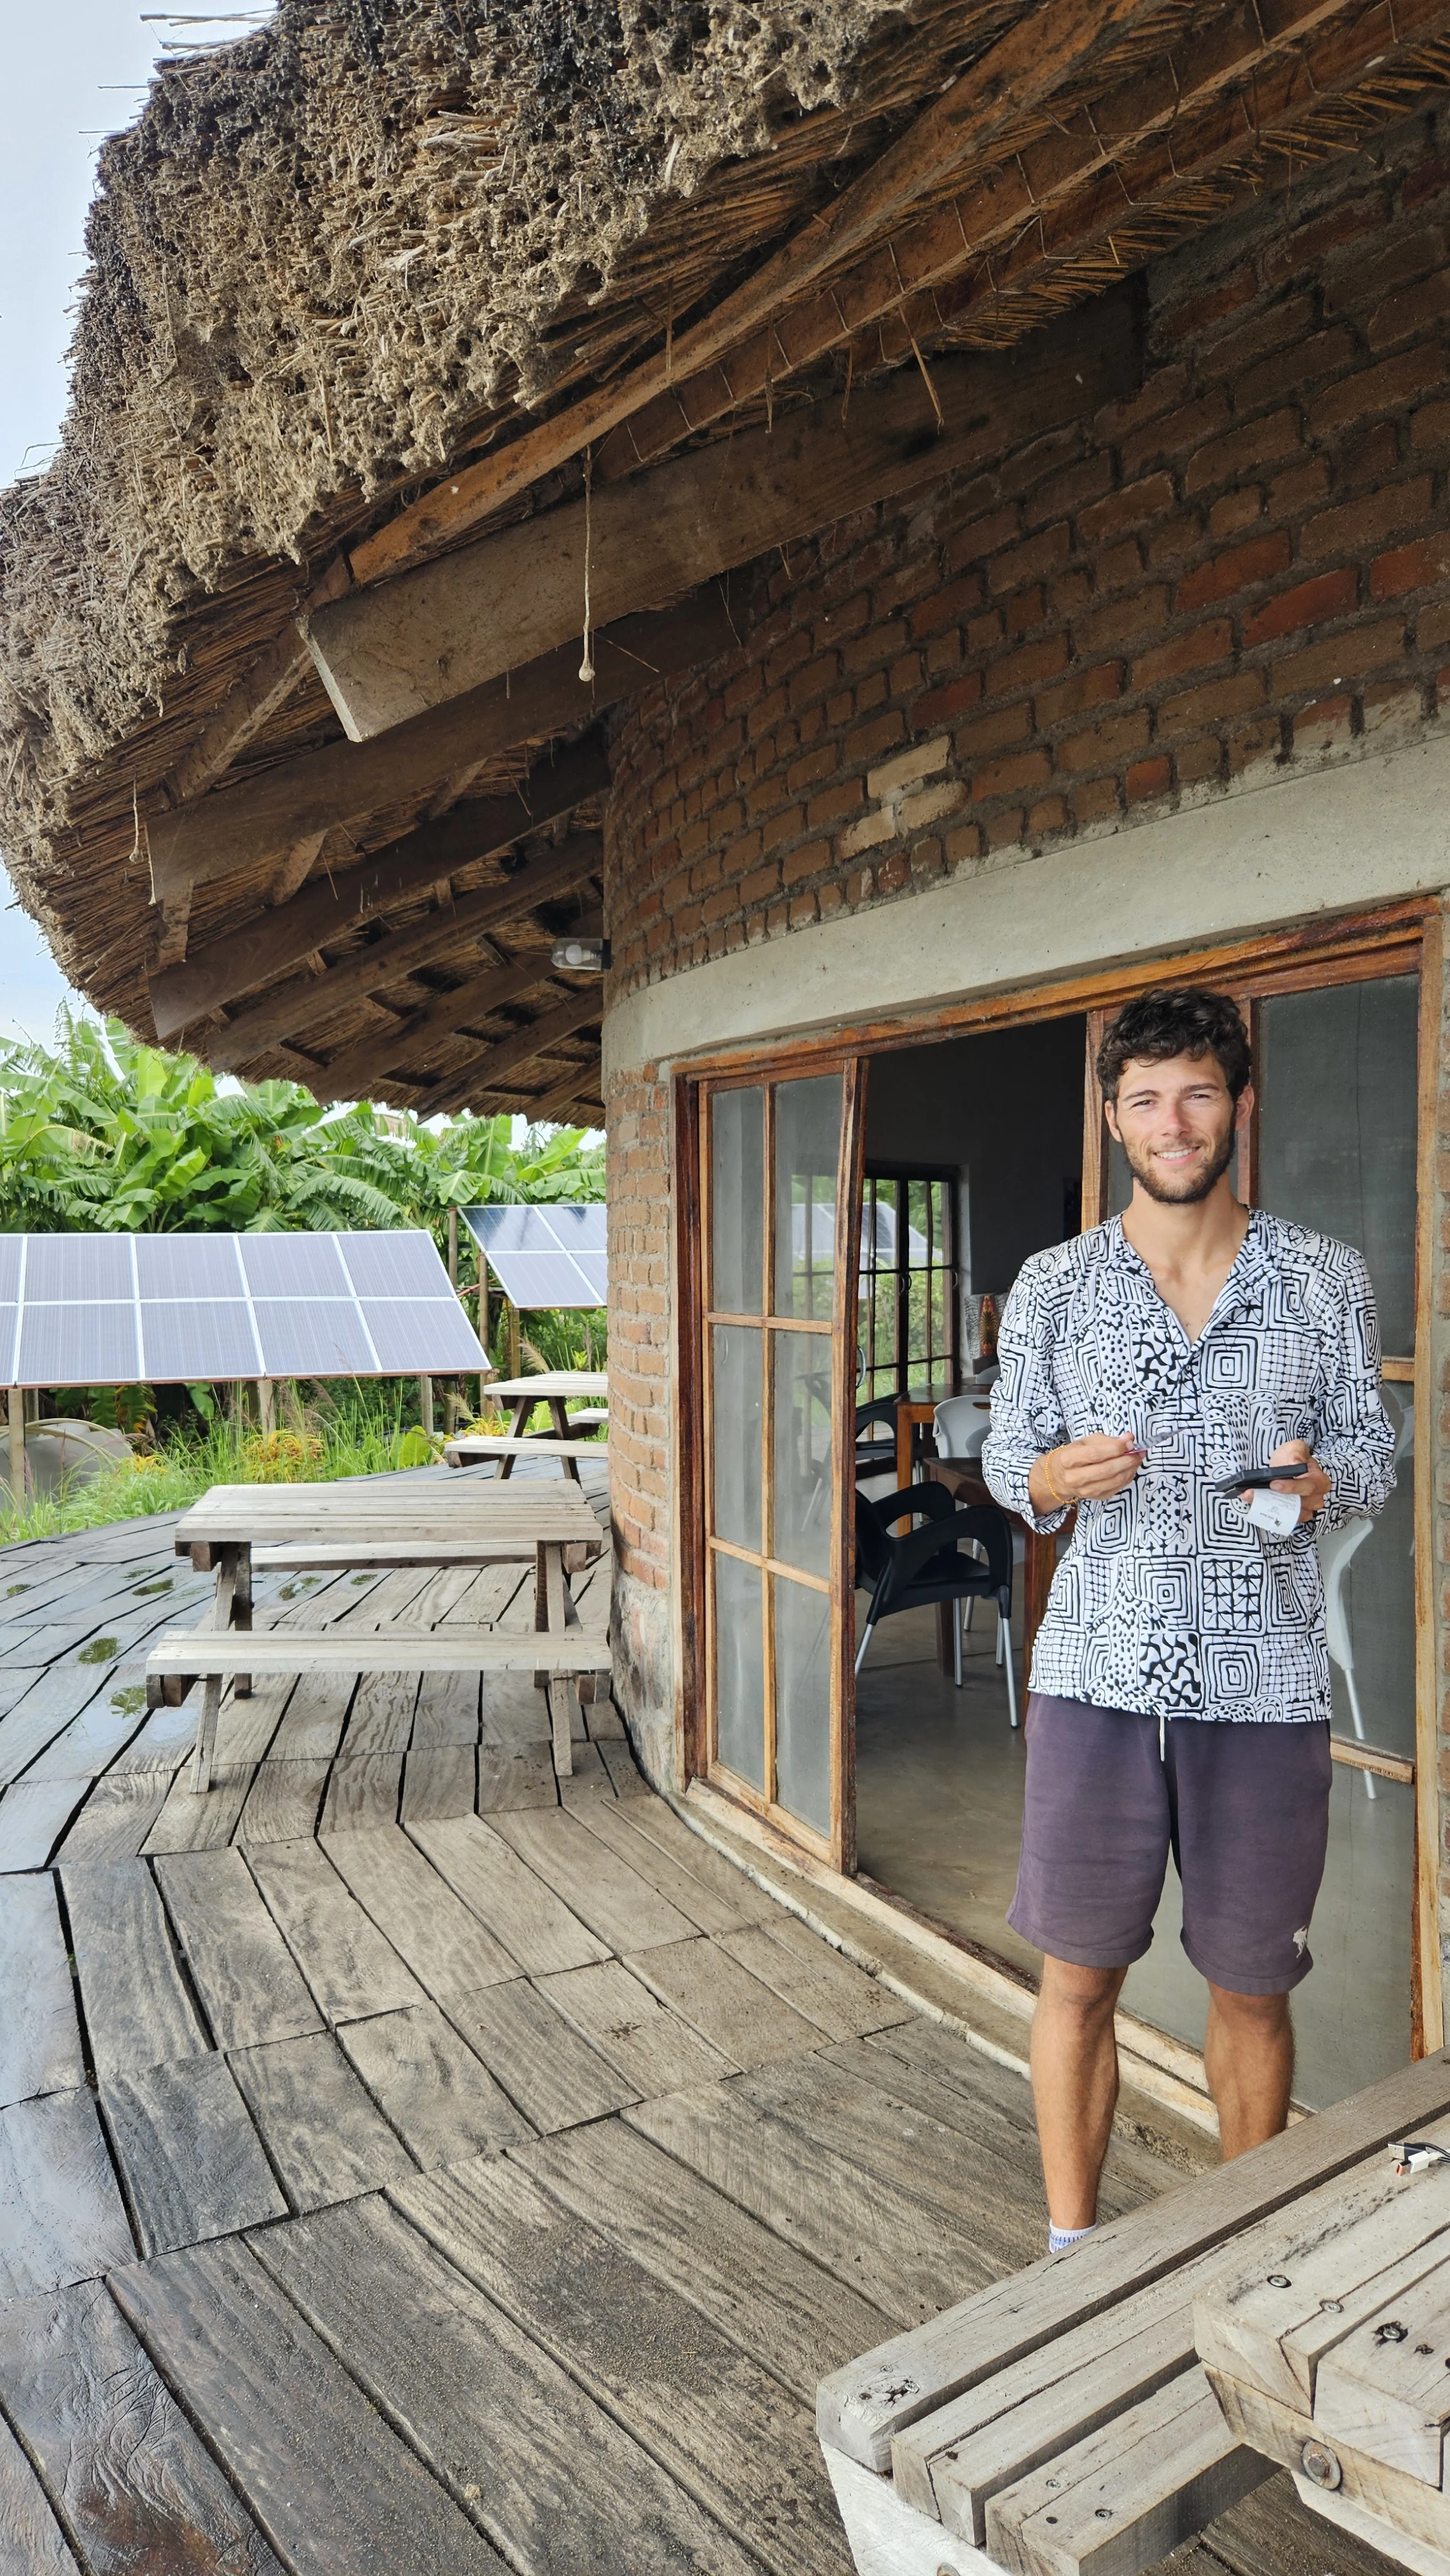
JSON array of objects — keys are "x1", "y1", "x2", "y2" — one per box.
[{"x1": 673, "y1": 893, "x2": 1442, "y2": 2052}]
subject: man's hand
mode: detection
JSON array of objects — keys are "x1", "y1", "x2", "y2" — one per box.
[
  {"x1": 1250, "y1": 1437, "x2": 1331, "y2": 1520},
  {"x1": 1028, "y1": 1434, "x2": 1145, "y2": 1515}
]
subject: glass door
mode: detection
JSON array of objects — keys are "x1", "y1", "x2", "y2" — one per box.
[
  {"x1": 701, "y1": 1066, "x2": 860, "y2": 1859},
  {"x1": 857, "y1": 1167, "x2": 959, "y2": 1406}
]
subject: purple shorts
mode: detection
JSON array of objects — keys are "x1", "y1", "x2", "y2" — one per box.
[{"x1": 1008, "y1": 1693, "x2": 1332, "y2": 1995}]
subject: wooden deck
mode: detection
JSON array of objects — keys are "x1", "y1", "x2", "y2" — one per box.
[{"x1": 0, "y1": 1470, "x2": 1407, "y2": 2575}]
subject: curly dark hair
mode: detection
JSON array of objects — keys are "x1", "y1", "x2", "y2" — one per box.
[{"x1": 1096, "y1": 987, "x2": 1252, "y2": 1102}]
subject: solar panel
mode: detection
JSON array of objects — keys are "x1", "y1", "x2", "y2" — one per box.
[
  {"x1": 0, "y1": 1230, "x2": 489, "y2": 1387},
  {"x1": 464, "y1": 1202, "x2": 608, "y2": 1309}
]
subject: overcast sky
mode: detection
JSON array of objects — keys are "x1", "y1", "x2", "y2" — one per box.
[{"x1": 1, "y1": 5, "x2": 274, "y2": 1049}]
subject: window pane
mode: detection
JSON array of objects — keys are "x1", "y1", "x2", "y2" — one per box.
[
  {"x1": 711, "y1": 1087, "x2": 764, "y2": 1314},
  {"x1": 1258, "y1": 976, "x2": 1418, "y2": 1355},
  {"x1": 773, "y1": 1573, "x2": 833, "y2": 1833},
  {"x1": 711, "y1": 1324, "x2": 762, "y2": 1551},
  {"x1": 907, "y1": 1179, "x2": 929, "y2": 1266},
  {"x1": 775, "y1": 1073, "x2": 843, "y2": 1319},
  {"x1": 773, "y1": 1329, "x2": 833, "y2": 1580},
  {"x1": 714, "y1": 1551, "x2": 765, "y2": 1790}
]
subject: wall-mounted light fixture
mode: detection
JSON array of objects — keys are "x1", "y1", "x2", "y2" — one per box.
[{"x1": 551, "y1": 936, "x2": 611, "y2": 972}]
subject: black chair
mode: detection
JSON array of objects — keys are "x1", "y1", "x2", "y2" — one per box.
[
  {"x1": 854, "y1": 1482, "x2": 1019, "y2": 1726},
  {"x1": 854, "y1": 1397, "x2": 901, "y2": 1478}
]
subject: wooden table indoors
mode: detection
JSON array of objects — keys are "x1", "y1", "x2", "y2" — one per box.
[{"x1": 892, "y1": 1397, "x2": 1062, "y2": 1678}]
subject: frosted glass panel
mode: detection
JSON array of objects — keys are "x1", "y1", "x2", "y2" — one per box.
[
  {"x1": 775, "y1": 1073, "x2": 842, "y2": 1319},
  {"x1": 773, "y1": 1574, "x2": 833, "y2": 1833},
  {"x1": 711, "y1": 1088, "x2": 764, "y2": 1314},
  {"x1": 773, "y1": 1329, "x2": 833, "y2": 1580},
  {"x1": 1258, "y1": 976, "x2": 1418, "y2": 1354},
  {"x1": 711, "y1": 1324, "x2": 762, "y2": 1551},
  {"x1": 715, "y1": 1551, "x2": 765, "y2": 1790}
]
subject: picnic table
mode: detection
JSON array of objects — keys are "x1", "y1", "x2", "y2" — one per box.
[
  {"x1": 448, "y1": 1369, "x2": 608, "y2": 1481},
  {"x1": 816, "y1": 2046, "x2": 1450, "y2": 2576},
  {"x1": 150, "y1": 1478, "x2": 607, "y2": 1794}
]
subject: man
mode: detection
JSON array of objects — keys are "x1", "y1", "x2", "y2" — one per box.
[{"x1": 982, "y1": 987, "x2": 1395, "y2": 2251}]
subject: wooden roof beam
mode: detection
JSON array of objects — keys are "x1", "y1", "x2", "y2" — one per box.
[
  {"x1": 205, "y1": 830, "x2": 603, "y2": 1074},
  {"x1": 308, "y1": 296, "x2": 1139, "y2": 742},
  {"x1": 344, "y1": 0, "x2": 1173, "y2": 590},
  {"x1": 149, "y1": 734, "x2": 608, "y2": 1038},
  {"x1": 147, "y1": 592, "x2": 733, "y2": 900},
  {"x1": 596, "y1": 0, "x2": 1389, "y2": 480},
  {"x1": 404, "y1": 991, "x2": 605, "y2": 1122},
  {"x1": 310, "y1": 955, "x2": 581, "y2": 1103}
]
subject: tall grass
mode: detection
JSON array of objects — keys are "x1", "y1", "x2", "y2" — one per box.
[{"x1": 0, "y1": 1384, "x2": 429, "y2": 1548}]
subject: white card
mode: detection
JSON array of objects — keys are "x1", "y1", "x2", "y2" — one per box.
[{"x1": 1244, "y1": 1486, "x2": 1302, "y2": 1537}]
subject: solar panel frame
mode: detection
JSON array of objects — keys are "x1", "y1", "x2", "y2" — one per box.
[
  {"x1": 463, "y1": 1202, "x2": 609, "y2": 1310},
  {"x1": 0, "y1": 1230, "x2": 489, "y2": 1386}
]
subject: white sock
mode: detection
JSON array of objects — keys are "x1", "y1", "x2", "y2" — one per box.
[{"x1": 1048, "y1": 2221, "x2": 1096, "y2": 2254}]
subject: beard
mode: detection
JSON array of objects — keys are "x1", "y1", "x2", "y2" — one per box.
[{"x1": 1119, "y1": 1121, "x2": 1236, "y2": 1206}]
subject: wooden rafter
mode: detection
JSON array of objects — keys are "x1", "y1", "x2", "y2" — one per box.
[
  {"x1": 206, "y1": 831, "x2": 603, "y2": 1073},
  {"x1": 149, "y1": 737, "x2": 608, "y2": 1037},
  {"x1": 314, "y1": 955, "x2": 578, "y2": 1103},
  {"x1": 148, "y1": 593, "x2": 734, "y2": 898},
  {"x1": 307, "y1": 298, "x2": 1139, "y2": 739},
  {"x1": 406, "y1": 990, "x2": 606, "y2": 1121}
]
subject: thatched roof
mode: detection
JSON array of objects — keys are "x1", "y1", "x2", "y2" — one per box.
[{"x1": 4, "y1": 0, "x2": 1448, "y2": 1120}]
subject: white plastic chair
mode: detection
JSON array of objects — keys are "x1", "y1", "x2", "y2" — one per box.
[
  {"x1": 932, "y1": 1394, "x2": 992, "y2": 1462},
  {"x1": 1317, "y1": 1393, "x2": 1414, "y2": 1802}
]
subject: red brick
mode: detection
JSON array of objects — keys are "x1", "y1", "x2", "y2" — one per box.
[
  {"x1": 845, "y1": 712, "x2": 905, "y2": 766},
  {"x1": 1292, "y1": 694, "x2": 1353, "y2": 755},
  {"x1": 1036, "y1": 661, "x2": 1125, "y2": 727},
  {"x1": 788, "y1": 652, "x2": 840, "y2": 708},
  {"x1": 910, "y1": 574, "x2": 983, "y2": 641},
  {"x1": 973, "y1": 748, "x2": 1054, "y2": 800},
  {"x1": 875, "y1": 851, "x2": 911, "y2": 895},
  {"x1": 1417, "y1": 601, "x2": 1450, "y2": 654},
  {"x1": 1079, "y1": 474, "x2": 1177, "y2": 545},
  {"x1": 1275, "y1": 618, "x2": 1405, "y2": 696},
  {"x1": 1371, "y1": 533, "x2": 1450, "y2": 598},
  {"x1": 1314, "y1": 343, "x2": 1447, "y2": 430},
  {"x1": 999, "y1": 426, "x2": 1081, "y2": 504},
  {"x1": 954, "y1": 702, "x2": 1033, "y2": 762},
  {"x1": 1026, "y1": 453, "x2": 1115, "y2": 527},
  {"x1": 1120, "y1": 393, "x2": 1232, "y2": 477},
  {"x1": 946, "y1": 507, "x2": 1021, "y2": 575},
  {"x1": 967, "y1": 609, "x2": 1004, "y2": 651},
  {"x1": 1340, "y1": 422, "x2": 1400, "y2": 487},
  {"x1": 1175, "y1": 735, "x2": 1223, "y2": 785},
  {"x1": 1227, "y1": 717, "x2": 1283, "y2": 773},
  {"x1": 1301, "y1": 478, "x2": 1433, "y2": 563},
  {"x1": 1208, "y1": 489, "x2": 1263, "y2": 539},
  {"x1": 1242, "y1": 569, "x2": 1357, "y2": 648},
  {"x1": 1158, "y1": 265, "x2": 1257, "y2": 345},
  {"x1": 1368, "y1": 269, "x2": 1450, "y2": 351},
  {"x1": 1234, "y1": 329, "x2": 1356, "y2": 414},
  {"x1": 1158, "y1": 671, "x2": 1266, "y2": 732},
  {"x1": 945, "y1": 820, "x2": 984, "y2": 866},
  {"x1": 1072, "y1": 776, "x2": 1122, "y2": 824},
  {"x1": 987, "y1": 523, "x2": 1073, "y2": 595},
  {"x1": 806, "y1": 779, "x2": 863, "y2": 828},
  {"x1": 1004, "y1": 586, "x2": 1046, "y2": 637},
  {"x1": 1027, "y1": 795, "x2": 1071, "y2": 833},
  {"x1": 1145, "y1": 515, "x2": 1202, "y2": 567},
  {"x1": 1412, "y1": 399, "x2": 1450, "y2": 451},
  {"x1": 1125, "y1": 757, "x2": 1172, "y2": 805},
  {"x1": 1269, "y1": 458, "x2": 1332, "y2": 515},
  {"x1": 1402, "y1": 157, "x2": 1450, "y2": 214},
  {"x1": 1263, "y1": 193, "x2": 1389, "y2": 288},
  {"x1": 1077, "y1": 584, "x2": 1172, "y2": 654},
  {"x1": 984, "y1": 809, "x2": 1026, "y2": 849},
  {"x1": 986, "y1": 632, "x2": 1070, "y2": 699},
  {"x1": 1095, "y1": 363, "x2": 1190, "y2": 446},
  {"x1": 1176, "y1": 531, "x2": 1291, "y2": 612},
  {"x1": 913, "y1": 670, "x2": 983, "y2": 728},
  {"x1": 1052, "y1": 571, "x2": 1093, "y2": 618},
  {"x1": 1097, "y1": 540, "x2": 1144, "y2": 593},
  {"x1": 1058, "y1": 709, "x2": 1151, "y2": 772},
  {"x1": 1183, "y1": 410, "x2": 1301, "y2": 497},
  {"x1": 1131, "y1": 620, "x2": 1232, "y2": 690}
]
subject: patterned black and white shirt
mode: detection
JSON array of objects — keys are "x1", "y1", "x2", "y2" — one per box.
[{"x1": 981, "y1": 1209, "x2": 1395, "y2": 1723}]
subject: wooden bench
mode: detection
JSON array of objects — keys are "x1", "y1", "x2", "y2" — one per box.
[
  {"x1": 445, "y1": 1436, "x2": 609, "y2": 1468},
  {"x1": 816, "y1": 2048, "x2": 1450, "y2": 2576}
]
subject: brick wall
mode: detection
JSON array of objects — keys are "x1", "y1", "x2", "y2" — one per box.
[
  {"x1": 607, "y1": 104, "x2": 1450, "y2": 998},
  {"x1": 605, "y1": 1066, "x2": 680, "y2": 1786}
]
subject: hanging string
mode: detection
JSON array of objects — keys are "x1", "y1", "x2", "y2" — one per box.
[{"x1": 578, "y1": 446, "x2": 596, "y2": 683}]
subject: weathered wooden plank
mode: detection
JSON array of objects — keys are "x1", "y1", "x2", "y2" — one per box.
[
  {"x1": 250, "y1": 2190, "x2": 764, "y2": 2576},
  {"x1": 477, "y1": 1742, "x2": 557, "y2": 1810},
  {"x1": 142, "y1": 1759, "x2": 258, "y2": 1852},
  {"x1": 339, "y1": 1668, "x2": 419, "y2": 1754},
  {"x1": 109, "y1": 2236, "x2": 505, "y2": 2573},
  {"x1": 1310, "y1": 2259, "x2": 1450, "y2": 2484},
  {"x1": 319, "y1": 1750, "x2": 404, "y2": 1835},
  {"x1": 1206, "y1": 2370, "x2": 1450, "y2": 2570},
  {"x1": 820, "y1": 2047, "x2": 1450, "y2": 2472},
  {"x1": 100, "y1": 2052, "x2": 286, "y2": 2256},
  {"x1": 411, "y1": 1668, "x2": 482, "y2": 1748},
  {"x1": 245, "y1": 1837, "x2": 424, "y2": 2023},
  {"x1": 228, "y1": 2029, "x2": 418, "y2": 2207},
  {"x1": 630, "y1": 2083, "x2": 1000, "y2": 2327},
  {"x1": 407, "y1": 1814, "x2": 607, "y2": 1973},
  {"x1": 0, "y1": 1780, "x2": 84, "y2": 1873},
  {"x1": 338, "y1": 2001, "x2": 531, "y2": 2167},
  {"x1": 400, "y1": 1743, "x2": 478, "y2": 1820},
  {"x1": 493, "y1": 1806, "x2": 697, "y2": 1952},
  {"x1": 630, "y1": 1935, "x2": 825, "y2": 2068},
  {"x1": 147, "y1": 1629, "x2": 609, "y2": 1677},
  {"x1": 518, "y1": 2116, "x2": 891, "y2": 2392},
  {"x1": 234, "y1": 1756, "x2": 332, "y2": 1845},
  {"x1": 717, "y1": 1917, "x2": 912, "y2": 2041},
  {"x1": 984, "y1": 2370, "x2": 1270, "y2": 2576},
  {"x1": 108, "y1": 1693, "x2": 198, "y2": 1773},
  {"x1": 538, "y1": 1958, "x2": 737, "y2": 2095},
  {"x1": 153, "y1": 1846, "x2": 324, "y2": 2048},
  {"x1": 0, "y1": 2090, "x2": 135, "y2": 2299},
  {"x1": 26, "y1": 1684, "x2": 151, "y2": 1782},
  {"x1": 61, "y1": 1859, "x2": 209, "y2": 2077},
  {"x1": 478, "y1": 1669, "x2": 553, "y2": 1745},
  {"x1": 611, "y1": 1797, "x2": 780, "y2": 1920},
  {"x1": 320, "y1": 1825, "x2": 518, "y2": 1999},
  {"x1": 0, "y1": 1875, "x2": 85, "y2": 2107},
  {"x1": 0, "y1": 2409, "x2": 79, "y2": 2572},
  {"x1": 392, "y1": 2154, "x2": 853, "y2": 2576},
  {"x1": 212, "y1": 1672, "x2": 295, "y2": 1763},
  {"x1": 0, "y1": 2273, "x2": 289, "y2": 2575},
  {"x1": 557, "y1": 1739, "x2": 615, "y2": 1808},
  {"x1": 573, "y1": 1795, "x2": 764, "y2": 1932},
  {"x1": 444, "y1": 1978, "x2": 637, "y2": 2132},
  {"x1": 597, "y1": 1736, "x2": 650, "y2": 1797},
  {"x1": 49, "y1": 1774, "x2": 173, "y2": 1864}
]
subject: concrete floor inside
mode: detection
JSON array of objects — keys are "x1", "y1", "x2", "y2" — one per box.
[{"x1": 853, "y1": 1595, "x2": 1412, "y2": 2112}]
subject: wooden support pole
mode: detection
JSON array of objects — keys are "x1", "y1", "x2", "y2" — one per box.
[
  {"x1": 419, "y1": 1375, "x2": 434, "y2": 1435},
  {"x1": 6, "y1": 1387, "x2": 24, "y2": 1507},
  {"x1": 256, "y1": 1378, "x2": 276, "y2": 1435}
]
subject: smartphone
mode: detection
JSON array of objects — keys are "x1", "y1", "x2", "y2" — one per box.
[{"x1": 1212, "y1": 1463, "x2": 1310, "y2": 1495}]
